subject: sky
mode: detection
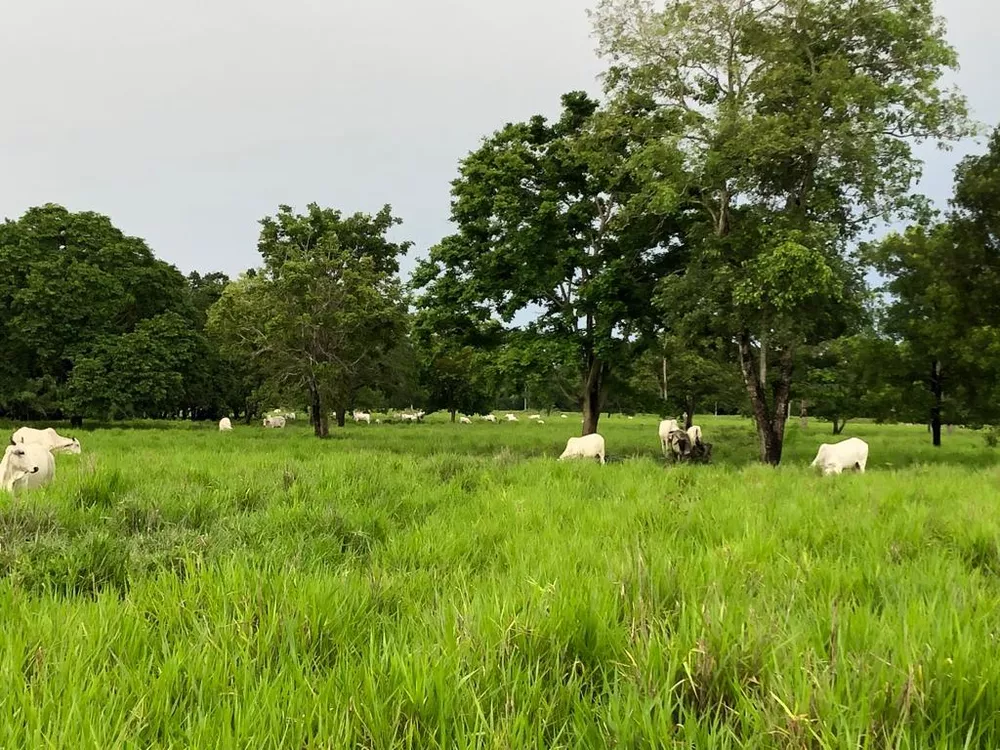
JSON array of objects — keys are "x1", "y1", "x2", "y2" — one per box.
[{"x1": 2, "y1": 0, "x2": 996, "y2": 281}]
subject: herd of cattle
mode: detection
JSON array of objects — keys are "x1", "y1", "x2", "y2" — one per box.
[{"x1": 0, "y1": 418, "x2": 870, "y2": 493}]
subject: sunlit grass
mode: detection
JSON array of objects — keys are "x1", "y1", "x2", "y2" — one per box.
[{"x1": 0, "y1": 415, "x2": 997, "y2": 747}]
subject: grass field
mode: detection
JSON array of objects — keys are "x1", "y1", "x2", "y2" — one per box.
[{"x1": 1, "y1": 414, "x2": 999, "y2": 748}]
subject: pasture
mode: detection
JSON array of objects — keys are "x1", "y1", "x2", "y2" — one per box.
[{"x1": 1, "y1": 415, "x2": 999, "y2": 747}]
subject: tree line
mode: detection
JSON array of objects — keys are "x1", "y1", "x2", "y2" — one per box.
[{"x1": 2, "y1": 0, "x2": 997, "y2": 462}]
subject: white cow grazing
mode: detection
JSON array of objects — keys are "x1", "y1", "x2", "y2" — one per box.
[
  {"x1": 687, "y1": 425, "x2": 703, "y2": 446},
  {"x1": 658, "y1": 420, "x2": 680, "y2": 456},
  {"x1": 811, "y1": 438, "x2": 869, "y2": 475},
  {"x1": 263, "y1": 416, "x2": 286, "y2": 429},
  {"x1": 536, "y1": 420, "x2": 545, "y2": 425},
  {"x1": 561, "y1": 414, "x2": 568, "y2": 419},
  {"x1": 558, "y1": 434, "x2": 606, "y2": 465},
  {"x1": 11, "y1": 427, "x2": 81, "y2": 455},
  {"x1": 459, "y1": 416, "x2": 472, "y2": 424},
  {"x1": 1, "y1": 444, "x2": 55, "y2": 492},
  {"x1": 529, "y1": 414, "x2": 542, "y2": 420},
  {"x1": 219, "y1": 417, "x2": 233, "y2": 431},
  {"x1": 506, "y1": 414, "x2": 519, "y2": 422},
  {"x1": 482, "y1": 414, "x2": 498, "y2": 423},
  {"x1": 353, "y1": 410, "x2": 372, "y2": 425},
  {"x1": 285, "y1": 412, "x2": 297, "y2": 420}
]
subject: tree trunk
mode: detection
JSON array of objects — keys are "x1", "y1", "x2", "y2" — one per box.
[
  {"x1": 684, "y1": 397, "x2": 695, "y2": 430},
  {"x1": 738, "y1": 332, "x2": 792, "y2": 465},
  {"x1": 450, "y1": 408, "x2": 457, "y2": 423},
  {"x1": 661, "y1": 357, "x2": 668, "y2": 402},
  {"x1": 581, "y1": 357, "x2": 605, "y2": 436},
  {"x1": 336, "y1": 409, "x2": 346, "y2": 428},
  {"x1": 800, "y1": 399, "x2": 808, "y2": 430},
  {"x1": 930, "y1": 359, "x2": 942, "y2": 447},
  {"x1": 311, "y1": 390, "x2": 324, "y2": 437},
  {"x1": 833, "y1": 418, "x2": 846, "y2": 435}
]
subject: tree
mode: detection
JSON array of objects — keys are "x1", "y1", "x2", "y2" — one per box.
[
  {"x1": 207, "y1": 204, "x2": 409, "y2": 437},
  {"x1": 416, "y1": 92, "x2": 685, "y2": 435},
  {"x1": 868, "y1": 127, "x2": 1000, "y2": 443},
  {"x1": 0, "y1": 204, "x2": 201, "y2": 419},
  {"x1": 592, "y1": 0, "x2": 971, "y2": 463},
  {"x1": 412, "y1": 265, "x2": 500, "y2": 421}
]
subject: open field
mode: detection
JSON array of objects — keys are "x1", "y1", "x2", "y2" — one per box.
[{"x1": 1, "y1": 415, "x2": 999, "y2": 747}]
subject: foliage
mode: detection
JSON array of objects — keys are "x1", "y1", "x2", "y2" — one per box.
[
  {"x1": 415, "y1": 91, "x2": 686, "y2": 434},
  {"x1": 592, "y1": 0, "x2": 971, "y2": 462},
  {"x1": 207, "y1": 205, "x2": 409, "y2": 436}
]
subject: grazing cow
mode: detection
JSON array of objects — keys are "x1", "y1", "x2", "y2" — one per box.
[
  {"x1": 505, "y1": 413, "x2": 519, "y2": 422},
  {"x1": 687, "y1": 425, "x2": 703, "y2": 447},
  {"x1": 811, "y1": 438, "x2": 869, "y2": 476},
  {"x1": 482, "y1": 414, "x2": 498, "y2": 423},
  {"x1": 537, "y1": 420, "x2": 545, "y2": 425},
  {"x1": 263, "y1": 416, "x2": 286, "y2": 429},
  {"x1": 70, "y1": 415, "x2": 83, "y2": 429},
  {"x1": 561, "y1": 414, "x2": 568, "y2": 419},
  {"x1": 219, "y1": 417, "x2": 233, "y2": 431},
  {"x1": 558, "y1": 434, "x2": 606, "y2": 464},
  {"x1": 285, "y1": 412, "x2": 297, "y2": 420},
  {"x1": 529, "y1": 414, "x2": 542, "y2": 420},
  {"x1": 11, "y1": 427, "x2": 81, "y2": 455},
  {"x1": 353, "y1": 410, "x2": 372, "y2": 425},
  {"x1": 658, "y1": 420, "x2": 680, "y2": 456},
  {"x1": 665, "y1": 429, "x2": 693, "y2": 462},
  {"x1": 459, "y1": 416, "x2": 472, "y2": 424},
  {"x1": 1, "y1": 444, "x2": 55, "y2": 492}
]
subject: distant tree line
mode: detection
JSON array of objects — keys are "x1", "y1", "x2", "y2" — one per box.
[{"x1": 2, "y1": 1, "x2": 998, "y2": 463}]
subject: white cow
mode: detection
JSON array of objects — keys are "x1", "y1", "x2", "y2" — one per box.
[
  {"x1": 219, "y1": 417, "x2": 233, "y2": 431},
  {"x1": 353, "y1": 410, "x2": 372, "y2": 425},
  {"x1": 561, "y1": 414, "x2": 568, "y2": 419},
  {"x1": 1, "y1": 443, "x2": 55, "y2": 492},
  {"x1": 263, "y1": 416, "x2": 286, "y2": 429},
  {"x1": 687, "y1": 425, "x2": 703, "y2": 447},
  {"x1": 536, "y1": 420, "x2": 545, "y2": 425},
  {"x1": 285, "y1": 412, "x2": 297, "y2": 420},
  {"x1": 811, "y1": 438, "x2": 869, "y2": 475},
  {"x1": 658, "y1": 420, "x2": 680, "y2": 456},
  {"x1": 482, "y1": 414, "x2": 498, "y2": 423},
  {"x1": 529, "y1": 414, "x2": 542, "y2": 420},
  {"x1": 558, "y1": 434, "x2": 606, "y2": 465},
  {"x1": 506, "y1": 413, "x2": 519, "y2": 422},
  {"x1": 459, "y1": 416, "x2": 472, "y2": 424},
  {"x1": 11, "y1": 427, "x2": 81, "y2": 455}
]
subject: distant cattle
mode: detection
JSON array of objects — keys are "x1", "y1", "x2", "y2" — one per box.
[
  {"x1": 664, "y1": 429, "x2": 692, "y2": 462},
  {"x1": 459, "y1": 416, "x2": 472, "y2": 424},
  {"x1": 11, "y1": 427, "x2": 81, "y2": 455},
  {"x1": 529, "y1": 414, "x2": 542, "y2": 420},
  {"x1": 687, "y1": 425, "x2": 703, "y2": 447},
  {"x1": 219, "y1": 418, "x2": 233, "y2": 431},
  {"x1": 400, "y1": 411, "x2": 424, "y2": 423},
  {"x1": 353, "y1": 410, "x2": 372, "y2": 425},
  {"x1": 263, "y1": 416, "x2": 286, "y2": 429},
  {"x1": 558, "y1": 434, "x2": 606, "y2": 465},
  {"x1": 505, "y1": 414, "x2": 519, "y2": 422},
  {"x1": 1, "y1": 443, "x2": 55, "y2": 492},
  {"x1": 482, "y1": 414, "x2": 498, "y2": 423},
  {"x1": 658, "y1": 420, "x2": 681, "y2": 456},
  {"x1": 811, "y1": 438, "x2": 869, "y2": 476}
]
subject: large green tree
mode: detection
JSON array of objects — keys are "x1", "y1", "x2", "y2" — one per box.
[
  {"x1": 869, "y1": 127, "x2": 1000, "y2": 443},
  {"x1": 0, "y1": 204, "x2": 204, "y2": 420},
  {"x1": 593, "y1": 0, "x2": 970, "y2": 463},
  {"x1": 416, "y1": 92, "x2": 685, "y2": 435},
  {"x1": 207, "y1": 204, "x2": 409, "y2": 437}
]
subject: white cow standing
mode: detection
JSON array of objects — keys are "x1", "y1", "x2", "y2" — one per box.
[
  {"x1": 658, "y1": 420, "x2": 680, "y2": 456},
  {"x1": 459, "y1": 416, "x2": 472, "y2": 424},
  {"x1": 558, "y1": 434, "x2": 606, "y2": 465},
  {"x1": 506, "y1": 414, "x2": 519, "y2": 422},
  {"x1": 11, "y1": 427, "x2": 81, "y2": 455},
  {"x1": 482, "y1": 414, "x2": 498, "y2": 423},
  {"x1": 1, "y1": 443, "x2": 55, "y2": 492},
  {"x1": 353, "y1": 410, "x2": 372, "y2": 425},
  {"x1": 811, "y1": 437, "x2": 869, "y2": 475},
  {"x1": 263, "y1": 416, "x2": 287, "y2": 429},
  {"x1": 219, "y1": 417, "x2": 233, "y2": 431},
  {"x1": 687, "y1": 425, "x2": 703, "y2": 447}
]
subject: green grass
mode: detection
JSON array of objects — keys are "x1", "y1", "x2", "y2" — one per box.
[{"x1": 1, "y1": 415, "x2": 999, "y2": 748}]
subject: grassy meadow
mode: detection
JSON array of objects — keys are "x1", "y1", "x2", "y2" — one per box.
[{"x1": 1, "y1": 414, "x2": 999, "y2": 747}]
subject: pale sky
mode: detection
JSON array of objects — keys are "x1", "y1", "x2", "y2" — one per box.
[{"x1": 2, "y1": 0, "x2": 996, "y2": 280}]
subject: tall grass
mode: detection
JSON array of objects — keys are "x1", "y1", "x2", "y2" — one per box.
[{"x1": 0, "y1": 415, "x2": 997, "y2": 747}]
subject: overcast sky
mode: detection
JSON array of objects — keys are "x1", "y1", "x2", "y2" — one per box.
[{"x1": 2, "y1": 0, "x2": 996, "y2": 280}]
